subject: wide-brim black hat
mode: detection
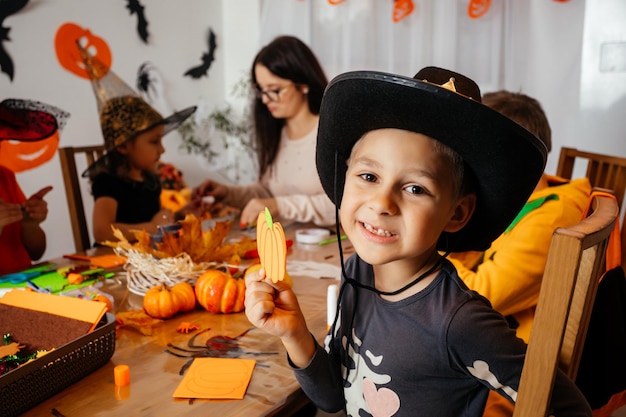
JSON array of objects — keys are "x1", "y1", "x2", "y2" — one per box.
[{"x1": 316, "y1": 67, "x2": 547, "y2": 252}]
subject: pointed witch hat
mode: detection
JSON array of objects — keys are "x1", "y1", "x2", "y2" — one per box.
[{"x1": 77, "y1": 42, "x2": 196, "y2": 177}]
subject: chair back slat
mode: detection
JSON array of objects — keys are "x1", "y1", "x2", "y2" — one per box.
[
  {"x1": 557, "y1": 147, "x2": 626, "y2": 211},
  {"x1": 58, "y1": 145, "x2": 106, "y2": 252},
  {"x1": 512, "y1": 192, "x2": 618, "y2": 417}
]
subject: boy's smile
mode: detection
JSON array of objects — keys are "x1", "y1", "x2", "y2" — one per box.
[{"x1": 339, "y1": 128, "x2": 474, "y2": 289}]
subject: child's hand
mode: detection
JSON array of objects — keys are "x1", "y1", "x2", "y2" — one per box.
[
  {"x1": 244, "y1": 265, "x2": 306, "y2": 338},
  {"x1": 240, "y1": 198, "x2": 277, "y2": 228},
  {"x1": 192, "y1": 179, "x2": 228, "y2": 202},
  {"x1": 152, "y1": 208, "x2": 175, "y2": 227},
  {"x1": 21, "y1": 186, "x2": 53, "y2": 225}
]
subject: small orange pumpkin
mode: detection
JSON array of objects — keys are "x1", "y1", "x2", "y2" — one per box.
[
  {"x1": 143, "y1": 283, "x2": 191, "y2": 319},
  {"x1": 171, "y1": 281, "x2": 196, "y2": 312},
  {"x1": 93, "y1": 294, "x2": 113, "y2": 312},
  {"x1": 195, "y1": 269, "x2": 245, "y2": 314}
]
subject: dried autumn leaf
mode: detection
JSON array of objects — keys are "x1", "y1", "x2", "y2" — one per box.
[
  {"x1": 116, "y1": 310, "x2": 163, "y2": 336},
  {"x1": 104, "y1": 214, "x2": 249, "y2": 266}
]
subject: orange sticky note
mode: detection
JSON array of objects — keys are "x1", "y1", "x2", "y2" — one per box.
[{"x1": 173, "y1": 358, "x2": 256, "y2": 400}]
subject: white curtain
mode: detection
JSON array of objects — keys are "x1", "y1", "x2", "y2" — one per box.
[{"x1": 259, "y1": 0, "x2": 587, "y2": 172}]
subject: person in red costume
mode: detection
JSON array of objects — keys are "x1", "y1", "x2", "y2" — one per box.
[{"x1": 0, "y1": 99, "x2": 64, "y2": 274}]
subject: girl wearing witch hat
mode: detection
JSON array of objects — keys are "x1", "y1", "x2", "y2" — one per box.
[{"x1": 78, "y1": 45, "x2": 196, "y2": 244}]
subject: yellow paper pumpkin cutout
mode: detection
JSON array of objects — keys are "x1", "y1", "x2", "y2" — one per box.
[{"x1": 256, "y1": 208, "x2": 287, "y2": 283}]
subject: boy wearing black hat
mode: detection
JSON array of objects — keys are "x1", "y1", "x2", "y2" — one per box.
[{"x1": 244, "y1": 68, "x2": 592, "y2": 416}]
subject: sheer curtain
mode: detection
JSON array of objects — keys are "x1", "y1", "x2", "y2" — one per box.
[
  {"x1": 260, "y1": 0, "x2": 505, "y2": 88},
  {"x1": 259, "y1": 0, "x2": 586, "y2": 172}
]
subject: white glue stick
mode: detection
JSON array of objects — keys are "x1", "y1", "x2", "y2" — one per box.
[{"x1": 327, "y1": 284, "x2": 338, "y2": 330}]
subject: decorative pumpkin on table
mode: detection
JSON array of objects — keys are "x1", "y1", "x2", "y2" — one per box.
[
  {"x1": 194, "y1": 269, "x2": 245, "y2": 314},
  {"x1": 143, "y1": 281, "x2": 196, "y2": 319}
]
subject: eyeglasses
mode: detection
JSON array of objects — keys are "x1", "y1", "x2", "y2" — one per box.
[{"x1": 255, "y1": 84, "x2": 291, "y2": 102}]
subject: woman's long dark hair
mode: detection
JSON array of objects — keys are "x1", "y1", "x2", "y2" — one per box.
[{"x1": 251, "y1": 36, "x2": 328, "y2": 178}]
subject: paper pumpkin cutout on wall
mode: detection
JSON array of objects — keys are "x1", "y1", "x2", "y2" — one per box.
[
  {"x1": 0, "y1": 99, "x2": 69, "y2": 172},
  {"x1": 393, "y1": 0, "x2": 415, "y2": 23},
  {"x1": 468, "y1": 0, "x2": 491, "y2": 19},
  {"x1": 54, "y1": 22, "x2": 112, "y2": 80},
  {"x1": 0, "y1": 131, "x2": 59, "y2": 172}
]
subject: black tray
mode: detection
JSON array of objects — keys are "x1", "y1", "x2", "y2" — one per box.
[{"x1": 0, "y1": 312, "x2": 116, "y2": 417}]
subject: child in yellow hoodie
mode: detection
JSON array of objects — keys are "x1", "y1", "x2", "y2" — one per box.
[{"x1": 448, "y1": 90, "x2": 591, "y2": 417}]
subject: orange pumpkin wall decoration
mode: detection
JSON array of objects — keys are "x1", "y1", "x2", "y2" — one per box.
[
  {"x1": 468, "y1": 0, "x2": 491, "y2": 19},
  {"x1": 0, "y1": 131, "x2": 59, "y2": 172},
  {"x1": 393, "y1": 0, "x2": 415, "y2": 23},
  {"x1": 54, "y1": 23, "x2": 112, "y2": 80}
]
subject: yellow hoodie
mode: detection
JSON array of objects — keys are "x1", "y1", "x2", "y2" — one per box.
[{"x1": 449, "y1": 175, "x2": 592, "y2": 344}]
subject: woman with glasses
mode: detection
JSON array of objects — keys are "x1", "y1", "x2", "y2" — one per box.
[{"x1": 194, "y1": 36, "x2": 335, "y2": 228}]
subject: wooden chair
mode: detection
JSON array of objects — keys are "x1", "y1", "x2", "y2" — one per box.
[
  {"x1": 556, "y1": 146, "x2": 626, "y2": 270},
  {"x1": 556, "y1": 147, "x2": 626, "y2": 211},
  {"x1": 512, "y1": 192, "x2": 619, "y2": 417},
  {"x1": 58, "y1": 145, "x2": 106, "y2": 253}
]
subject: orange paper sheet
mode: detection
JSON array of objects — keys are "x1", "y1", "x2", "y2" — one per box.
[
  {"x1": 173, "y1": 358, "x2": 256, "y2": 400},
  {"x1": 62, "y1": 253, "x2": 126, "y2": 269},
  {"x1": 0, "y1": 289, "x2": 107, "y2": 332}
]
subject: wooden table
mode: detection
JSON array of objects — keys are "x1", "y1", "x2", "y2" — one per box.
[{"x1": 22, "y1": 225, "x2": 346, "y2": 417}]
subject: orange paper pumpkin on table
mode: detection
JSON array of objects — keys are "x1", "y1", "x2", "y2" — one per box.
[
  {"x1": 195, "y1": 269, "x2": 245, "y2": 314},
  {"x1": 55, "y1": 23, "x2": 112, "y2": 80},
  {"x1": 256, "y1": 208, "x2": 287, "y2": 283}
]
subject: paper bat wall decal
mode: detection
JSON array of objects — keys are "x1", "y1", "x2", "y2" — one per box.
[
  {"x1": 0, "y1": 0, "x2": 29, "y2": 81},
  {"x1": 125, "y1": 0, "x2": 149, "y2": 43},
  {"x1": 184, "y1": 29, "x2": 217, "y2": 79}
]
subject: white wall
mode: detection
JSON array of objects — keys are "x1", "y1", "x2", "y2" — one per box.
[
  {"x1": 578, "y1": 0, "x2": 626, "y2": 157},
  {"x1": 3, "y1": 0, "x2": 260, "y2": 260}
]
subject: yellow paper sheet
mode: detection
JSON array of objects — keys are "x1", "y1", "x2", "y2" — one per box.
[
  {"x1": 172, "y1": 358, "x2": 256, "y2": 400},
  {"x1": 0, "y1": 289, "x2": 107, "y2": 332}
]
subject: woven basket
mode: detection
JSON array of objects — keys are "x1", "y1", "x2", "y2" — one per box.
[{"x1": 0, "y1": 313, "x2": 116, "y2": 417}]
